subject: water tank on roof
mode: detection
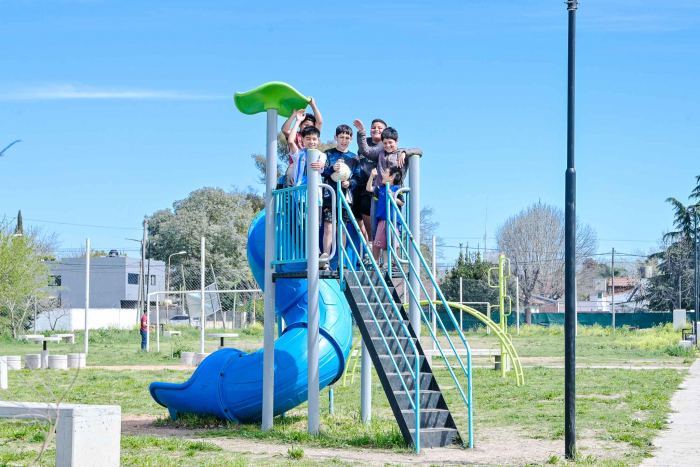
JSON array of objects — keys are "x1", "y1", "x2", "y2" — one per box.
[{"x1": 109, "y1": 249, "x2": 119, "y2": 257}]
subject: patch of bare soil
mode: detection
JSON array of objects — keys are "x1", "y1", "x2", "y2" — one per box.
[{"x1": 121, "y1": 416, "x2": 630, "y2": 466}]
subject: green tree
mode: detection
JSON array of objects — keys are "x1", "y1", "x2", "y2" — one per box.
[
  {"x1": 0, "y1": 231, "x2": 50, "y2": 337},
  {"x1": 15, "y1": 210, "x2": 23, "y2": 235},
  {"x1": 441, "y1": 249, "x2": 498, "y2": 307}
]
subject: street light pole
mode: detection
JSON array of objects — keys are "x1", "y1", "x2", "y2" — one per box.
[
  {"x1": 564, "y1": 0, "x2": 579, "y2": 460},
  {"x1": 694, "y1": 208, "x2": 699, "y2": 339},
  {"x1": 167, "y1": 251, "x2": 187, "y2": 320}
]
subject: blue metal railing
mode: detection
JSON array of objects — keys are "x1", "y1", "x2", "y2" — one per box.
[
  {"x1": 336, "y1": 189, "x2": 421, "y2": 453},
  {"x1": 272, "y1": 185, "x2": 308, "y2": 266},
  {"x1": 271, "y1": 184, "x2": 335, "y2": 266},
  {"x1": 385, "y1": 186, "x2": 474, "y2": 449}
]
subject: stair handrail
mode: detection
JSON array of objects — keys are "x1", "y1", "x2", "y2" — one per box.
[
  {"x1": 385, "y1": 189, "x2": 474, "y2": 449},
  {"x1": 336, "y1": 190, "x2": 422, "y2": 452}
]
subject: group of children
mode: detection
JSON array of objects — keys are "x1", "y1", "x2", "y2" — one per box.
[{"x1": 280, "y1": 98, "x2": 422, "y2": 268}]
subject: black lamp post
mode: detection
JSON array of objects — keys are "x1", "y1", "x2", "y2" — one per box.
[{"x1": 564, "y1": 0, "x2": 579, "y2": 460}]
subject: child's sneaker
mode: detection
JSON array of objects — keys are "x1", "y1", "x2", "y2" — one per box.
[{"x1": 319, "y1": 253, "x2": 330, "y2": 270}]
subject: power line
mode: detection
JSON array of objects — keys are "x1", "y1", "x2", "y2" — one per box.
[{"x1": 2, "y1": 215, "x2": 142, "y2": 231}]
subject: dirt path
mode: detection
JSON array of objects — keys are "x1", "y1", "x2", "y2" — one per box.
[{"x1": 121, "y1": 416, "x2": 626, "y2": 466}]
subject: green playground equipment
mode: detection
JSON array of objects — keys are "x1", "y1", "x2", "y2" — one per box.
[
  {"x1": 488, "y1": 254, "x2": 522, "y2": 381},
  {"x1": 234, "y1": 81, "x2": 310, "y2": 118}
]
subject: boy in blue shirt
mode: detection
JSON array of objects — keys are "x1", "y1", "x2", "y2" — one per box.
[
  {"x1": 321, "y1": 125, "x2": 360, "y2": 264},
  {"x1": 366, "y1": 166, "x2": 404, "y2": 264}
]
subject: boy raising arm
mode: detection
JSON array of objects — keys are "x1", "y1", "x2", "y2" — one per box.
[
  {"x1": 282, "y1": 96, "x2": 323, "y2": 149},
  {"x1": 353, "y1": 119, "x2": 422, "y2": 189}
]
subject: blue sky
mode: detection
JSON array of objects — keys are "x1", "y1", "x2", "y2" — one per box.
[{"x1": 1, "y1": 0, "x2": 698, "y2": 264}]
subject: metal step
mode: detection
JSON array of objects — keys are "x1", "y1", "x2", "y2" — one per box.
[
  {"x1": 356, "y1": 303, "x2": 404, "y2": 322},
  {"x1": 364, "y1": 319, "x2": 412, "y2": 338},
  {"x1": 394, "y1": 389, "x2": 444, "y2": 410},
  {"x1": 408, "y1": 428, "x2": 461, "y2": 448},
  {"x1": 349, "y1": 285, "x2": 395, "y2": 304},
  {"x1": 378, "y1": 354, "x2": 426, "y2": 374},
  {"x1": 401, "y1": 408, "x2": 452, "y2": 429},
  {"x1": 371, "y1": 336, "x2": 417, "y2": 355},
  {"x1": 385, "y1": 372, "x2": 436, "y2": 392}
]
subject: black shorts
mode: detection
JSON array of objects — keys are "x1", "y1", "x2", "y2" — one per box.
[
  {"x1": 323, "y1": 207, "x2": 352, "y2": 224},
  {"x1": 351, "y1": 193, "x2": 372, "y2": 218}
]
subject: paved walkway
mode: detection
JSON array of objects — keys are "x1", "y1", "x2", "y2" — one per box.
[{"x1": 641, "y1": 359, "x2": 700, "y2": 466}]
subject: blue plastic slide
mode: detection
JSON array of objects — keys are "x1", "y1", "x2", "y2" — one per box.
[{"x1": 149, "y1": 210, "x2": 353, "y2": 423}]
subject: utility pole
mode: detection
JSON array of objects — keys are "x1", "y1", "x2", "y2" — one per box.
[
  {"x1": 564, "y1": 0, "x2": 579, "y2": 460},
  {"x1": 611, "y1": 248, "x2": 615, "y2": 331},
  {"x1": 694, "y1": 209, "x2": 699, "y2": 338},
  {"x1": 137, "y1": 218, "x2": 148, "y2": 323}
]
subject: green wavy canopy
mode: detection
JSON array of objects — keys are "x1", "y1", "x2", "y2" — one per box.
[{"x1": 234, "y1": 82, "x2": 310, "y2": 118}]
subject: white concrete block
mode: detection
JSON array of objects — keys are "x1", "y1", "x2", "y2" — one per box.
[
  {"x1": 194, "y1": 352, "x2": 210, "y2": 366},
  {"x1": 5, "y1": 356, "x2": 21, "y2": 371},
  {"x1": 674, "y1": 309, "x2": 687, "y2": 331},
  {"x1": 25, "y1": 354, "x2": 41, "y2": 370},
  {"x1": 0, "y1": 402, "x2": 121, "y2": 467},
  {"x1": 49, "y1": 355, "x2": 68, "y2": 370},
  {"x1": 679, "y1": 340, "x2": 693, "y2": 348},
  {"x1": 0, "y1": 357, "x2": 7, "y2": 390},
  {"x1": 67, "y1": 353, "x2": 86, "y2": 369},
  {"x1": 180, "y1": 351, "x2": 194, "y2": 366},
  {"x1": 41, "y1": 350, "x2": 50, "y2": 369}
]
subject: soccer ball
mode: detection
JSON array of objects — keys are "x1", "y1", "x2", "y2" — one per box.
[{"x1": 330, "y1": 162, "x2": 352, "y2": 182}]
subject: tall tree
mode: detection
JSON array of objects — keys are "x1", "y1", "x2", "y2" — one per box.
[
  {"x1": 441, "y1": 249, "x2": 498, "y2": 307},
  {"x1": 0, "y1": 229, "x2": 50, "y2": 337},
  {"x1": 15, "y1": 210, "x2": 23, "y2": 235},
  {"x1": 495, "y1": 202, "x2": 598, "y2": 323},
  {"x1": 147, "y1": 187, "x2": 256, "y2": 273}
]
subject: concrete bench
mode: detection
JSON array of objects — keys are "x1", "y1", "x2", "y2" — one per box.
[
  {"x1": 0, "y1": 402, "x2": 120, "y2": 467},
  {"x1": 18, "y1": 334, "x2": 43, "y2": 341},
  {"x1": 0, "y1": 357, "x2": 7, "y2": 390},
  {"x1": 53, "y1": 334, "x2": 76, "y2": 344},
  {"x1": 425, "y1": 348, "x2": 508, "y2": 370}
]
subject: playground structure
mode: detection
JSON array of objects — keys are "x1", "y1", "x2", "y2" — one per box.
[{"x1": 149, "y1": 81, "x2": 523, "y2": 451}]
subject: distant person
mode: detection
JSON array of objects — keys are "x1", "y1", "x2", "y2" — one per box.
[
  {"x1": 352, "y1": 118, "x2": 386, "y2": 244},
  {"x1": 321, "y1": 124, "x2": 360, "y2": 267},
  {"x1": 281, "y1": 98, "x2": 323, "y2": 188},
  {"x1": 140, "y1": 309, "x2": 148, "y2": 351},
  {"x1": 366, "y1": 166, "x2": 404, "y2": 265}
]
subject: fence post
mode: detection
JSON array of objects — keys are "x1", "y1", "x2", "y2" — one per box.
[
  {"x1": 84, "y1": 238, "x2": 90, "y2": 355},
  {"x1": 200, "y1": 237, "x2": 205, "y2": 353}
]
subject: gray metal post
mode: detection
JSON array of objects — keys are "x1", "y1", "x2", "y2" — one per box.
[
  {"x1": 136, "y1": 219, "x2": 147, "y2": 324},
  {"x1": 307, "y1": 148, "x2": 321, "y2": 435},
  {"x1": 84, "y1": 238, "x2": 90, "y2": 355},
  {"x1": 360, "y1": 342, "x2": 372, "y2": 424},
  {"x1": 200, "y1": 237, "x2": 205, "y2": 353},
  {"x1": 262, "y1": 109, "x2": 278, "y2": 432},
  {"x1": 516, "y1": 276, "x2": 520, "y2": 335},
  {"x1": 611, "y1": 248, "x2": 615, "y2": 330},
  {"x1": 694, "y1": 209, "x2": 699, "y2": 337},
  {"x1": 460, "y1": 277, "x2": 463, "y2": 331},
  {"x1": 408, "y1": 155, "x2": 421, "y2": 335}
]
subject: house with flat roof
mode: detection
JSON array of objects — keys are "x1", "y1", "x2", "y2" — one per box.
[{"x1": 46, "y1": 253, "x2": 165, "y2": 309}]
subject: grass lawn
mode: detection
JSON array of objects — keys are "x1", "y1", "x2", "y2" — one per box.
[
  {"x1": 0, "y1": 324, "x2": 695, "y2": 466},
  {"x1": 0, "y1": 324, "x2": 266, "y2": 367}
]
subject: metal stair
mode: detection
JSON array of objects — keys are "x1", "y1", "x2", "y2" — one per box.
[{"x1": 342, "y1": 269, "x2": 461, "y2": 448}]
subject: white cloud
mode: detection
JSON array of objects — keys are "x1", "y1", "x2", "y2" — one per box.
[{"x1": 0, "y1": 84, "x2": 227, "y2": 101}]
